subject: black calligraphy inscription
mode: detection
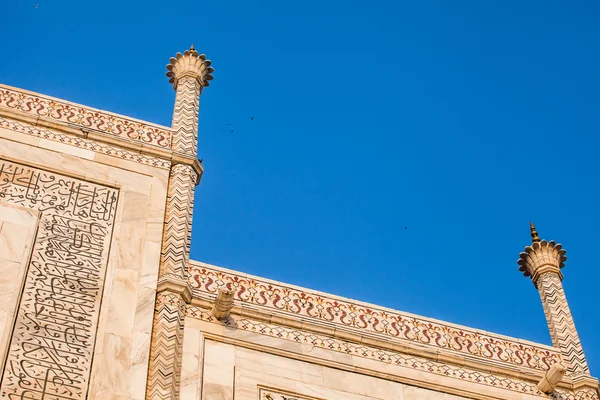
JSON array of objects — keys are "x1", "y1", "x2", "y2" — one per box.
[{"x1": 0, "y1": 160, "x2": 118, "y2": 400}]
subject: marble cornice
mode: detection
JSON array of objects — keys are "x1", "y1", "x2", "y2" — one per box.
[
  {"x1": 0, "y1": 105, "x2": 205, "y2": 173},
  {"x1": 156, "y1": 279, "x2": 194, "y2": 303},
  {"x1": 186, "y1": 262, "x2": 595, "y2": 382},
  {"x1": 192, "y1": 310, "x2": 599, "y2": 400}
]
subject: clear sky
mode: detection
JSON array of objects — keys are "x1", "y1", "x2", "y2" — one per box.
[{"x1": 1, "y1": 0, "x2": 599, "y2": 374}]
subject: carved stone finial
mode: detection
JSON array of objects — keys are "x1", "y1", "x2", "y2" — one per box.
[
  {"x1": 517, "y1": 240, "x2": 567, "y2": 287},
  {"x1": 165, "y1": 47, "x2": 214, "y2": 90},
  {"x1": 530, "y1": 221, "x2": 540, "y2": 243}
]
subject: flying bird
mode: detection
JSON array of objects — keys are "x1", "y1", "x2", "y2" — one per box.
[
  {"x1": 35, "y1": 3, "x2": 38, "y2": 7},
  {"x1": 250, "y1": 117, "x2": 254, "y2": 121}
]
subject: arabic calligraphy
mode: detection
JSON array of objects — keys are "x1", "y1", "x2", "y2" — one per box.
[{"x1": 0, "y1": 160, "x2": 118, "y2": 400}]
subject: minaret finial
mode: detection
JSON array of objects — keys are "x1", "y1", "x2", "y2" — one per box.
[
  {"x1": 165, "y1": 46, "x2": 213, "y2": 90},
  {"x1": 530, "y1": 221, "x2": 540, "y2": 243}
]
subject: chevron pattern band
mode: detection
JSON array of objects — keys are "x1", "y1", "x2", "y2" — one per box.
[
  {"x1": 171, "y1": 76, "x2": 201, "y2": 156},
  {"x1": 159, "y1": 163, "x2": 197, "y2": 283},
  {"x1": 537, "y1": 272, "x2": 590, "y2": 377},
  {"x1": 146, "y1": 291, "x2": 187, "y2": 399}
]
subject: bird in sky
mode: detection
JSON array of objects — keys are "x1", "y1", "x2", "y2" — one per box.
[{"x1": 250, "y1": 117, "x2": 254, "y2": 121}]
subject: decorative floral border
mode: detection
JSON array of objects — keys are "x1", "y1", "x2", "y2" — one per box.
[
  {"x1": 0, "y1": 87, "x2": 173, "y2": 148},
  {"x1": 0, "y1": 116, "x2": 170, "y2": 169},
  {"x1": 189, "y1": 266, "x2": 562, "y2": 373},
  {"x1": 188, "y1": 306, "x2": 598, "y2": 400}
]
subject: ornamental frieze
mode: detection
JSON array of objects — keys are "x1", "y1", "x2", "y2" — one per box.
[
  {"x1": 189, "y1": 306, "x2": 598, "y2": 400},
  {"x1": 189, "y1": 265, "x2": 562, "y2": 372},
  {"x1": 0, "y1": 86, "x2": 173, "y2": 148}
]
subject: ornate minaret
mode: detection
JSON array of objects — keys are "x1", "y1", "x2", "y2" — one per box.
[
  {"x1": 517, "y1": 222, "x2": 590, "y2": 379},
  {"x1": 161, "y1": 45, "x2": 213, "y2": 282},
  {"x1": 146, "y1": 46, "x2": 213, "y2": 400}
]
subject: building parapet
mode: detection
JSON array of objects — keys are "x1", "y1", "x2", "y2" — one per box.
[
  {"x1": 0, "y1": 85, "x2": 174, "y2": 149},
  {"x1": 189, "y1": 261, "x2": 563, "y2": 375}
]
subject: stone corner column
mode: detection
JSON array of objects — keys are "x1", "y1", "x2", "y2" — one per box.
[
  {"x1": 167, "y1": 44, "x2": 214, "y2": 158},
  {"x1": 517, "y1": 222, "x2": 590, "y2": 378},
  {"x1": 146, "y1": 46, "x2": 213, "y2": 400}
]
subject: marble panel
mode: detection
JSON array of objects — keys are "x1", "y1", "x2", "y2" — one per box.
[
  {"x1": 0, "y1": 159, "x2": 118, "y2": 400},
  {"x1": 0, "y1": 132, "x2": 167, "y2": 400},
  {"x1": 0, "y1": 205, "x2": 38, "y2": 373},
  {"x1": 202, "y1": 341, "x2": 235, "y2": 400},
  {"x1": 180, "y1": 325, "x2": 202, "y2": 400}
]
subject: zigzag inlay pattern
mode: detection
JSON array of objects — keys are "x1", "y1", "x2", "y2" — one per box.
[
  {"x1": 159, "y1": 163, "x2": 197, "y2": 282},
  {"x1": 538, "y1": 272, "x2": 590, "y2": 377},
  {"x1": 171, "y1": 77, "x2": 201, "y2": 156},
  {"x1": 146, "y1": 291, "x2": 187, "y2": 400}
]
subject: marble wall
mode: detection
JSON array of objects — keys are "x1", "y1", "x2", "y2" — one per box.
[
  {"x1": 183, "y1": 333, "x2": 470, "y2": 400},
  {"x1": 184, "y1": 263, "x2": 600, "y2": 400},
  {"x1": 0, "y1": 120, "x2": 170, "y2": 400}
]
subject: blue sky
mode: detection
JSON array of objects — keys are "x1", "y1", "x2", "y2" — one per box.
[{"x1": 2, "y1": 0, "x2": 599, "y2": 374}]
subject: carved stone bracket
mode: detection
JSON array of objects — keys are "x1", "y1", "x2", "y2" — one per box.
[
  {"x1": 538, "y1": 363, "x2": 567, "y2": 394},
  {"x1": 211, "y1": 287, "x2": 234, "y2": 320}
]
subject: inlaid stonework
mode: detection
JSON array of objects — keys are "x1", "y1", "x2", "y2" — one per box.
[
  {"x1": 0, "y1": 160, "x2": 118, "y2": 400},
  {"x1": 0, "y1": 116, "x2": 171, "y2": 170},
  {"x1": 189, "y1": 264, "x2": 562, "y2": 372},
  {"x1": 0, "y1": 86, "x2": 173, "y2": 149},
  {"x1": 186, "y1": 264, "x2": 600, "y2": 400}
]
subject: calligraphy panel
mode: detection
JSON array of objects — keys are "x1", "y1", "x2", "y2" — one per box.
[{"x1": 0, "y1": 159, "x2": 118, "y2": 400}]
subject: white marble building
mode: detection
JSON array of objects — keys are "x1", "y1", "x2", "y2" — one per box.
[{"x1": 0, "y1": 46, "x2": 597, "y2": 400}]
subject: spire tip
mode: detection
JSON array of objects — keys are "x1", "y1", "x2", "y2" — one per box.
[{"x1": 530, "y1": 221, "x2": 540, "y2": 243}]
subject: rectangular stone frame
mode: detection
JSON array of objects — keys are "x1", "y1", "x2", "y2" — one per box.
[{"x1": 0, "y1": 159, "x2": 119, "y2": 400}]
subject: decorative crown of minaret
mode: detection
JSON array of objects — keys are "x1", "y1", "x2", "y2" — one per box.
[
  {"x1": 517, "y1": 222, "x2": 567, "y2": 287},
  {"x1": 166, "y1": 45, "x2": 214, "y2": 90}
]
